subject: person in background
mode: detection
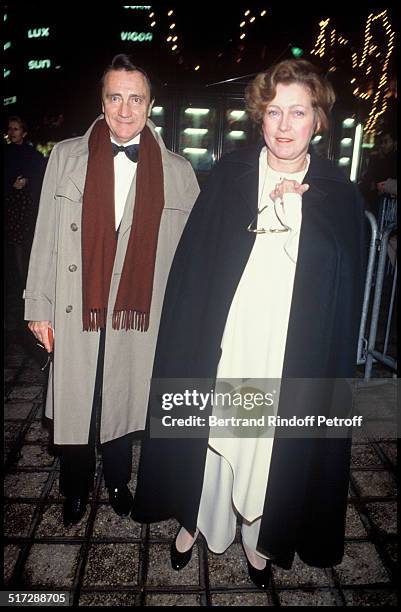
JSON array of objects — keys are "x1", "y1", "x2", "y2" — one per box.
[
  {"x1": 359, "y1": 130, "x2": 397, "y2": 214},
  {"x1": 24, "y1": 54, "x2": 199, "y2": 528},
  {"x1": 132, "y1": 59, "x2": 366, "y2": 589},
  {"x1": 4, "y1": 115, "x2": 46, "y2": 291},
  {"x1": 377, "y1": 177, "x2": 397, "y2": 198}
]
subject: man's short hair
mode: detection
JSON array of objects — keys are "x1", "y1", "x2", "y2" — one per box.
[{"x1": 101, "y1": 54, "x2": 153, "y2": 101}]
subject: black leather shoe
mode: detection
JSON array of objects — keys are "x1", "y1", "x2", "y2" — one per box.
[
  {"x1": 170, "y1": 538, "x2": 194, "y2": 571},
  {"x1": 108, "y1": 485, "x2": 134, "y2": 516},
  {"x1": 62, "y1": 494, "x2": 88, "y2": 527},
  {"x1": 246, "y1": 558, "x2": 272, "y2": 590}
]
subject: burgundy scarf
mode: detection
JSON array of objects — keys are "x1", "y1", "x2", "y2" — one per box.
[{"x1": 81, "y1": 119, "x2": 164, "y2": 332}]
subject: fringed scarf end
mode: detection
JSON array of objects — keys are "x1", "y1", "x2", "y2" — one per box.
[
  {"x1": 112, "y1": 309, "x2": 149, "y2": 332},
  {"x1": 83, "y1": 308, "x2": 107, "y2": 332}
]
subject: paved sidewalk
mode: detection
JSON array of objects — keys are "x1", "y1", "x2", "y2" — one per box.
[{"x1": 3, "y1": 297, "x2": 397, "y2": 606}]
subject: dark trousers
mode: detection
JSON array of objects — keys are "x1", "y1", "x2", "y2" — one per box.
[{"x1": 59, "y1": 328, "x2": 132, "y2": 497}]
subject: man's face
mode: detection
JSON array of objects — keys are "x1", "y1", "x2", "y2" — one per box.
[{"x1": 102, "y1": 69, "x2": 153, "y2": 144}]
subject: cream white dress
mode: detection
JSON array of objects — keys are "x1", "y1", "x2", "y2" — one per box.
[{"x1": 196, "y1": 148, "x2": 309, "y2": 555}]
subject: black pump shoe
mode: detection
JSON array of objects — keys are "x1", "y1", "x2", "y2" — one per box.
[
  {"x1": 245, "y1": 557, "x2": 272, "y2": 590},
  {"x1": 108, "y1": 485, "x2": 134, "y2": 516},
  {"x1": 170, "y1": 541, "x2": 193, "y2": 571},
  {"x1": 62, "y1": 494, "x2": 88, "y2": 527},
  {"x1": 170, "y1": 529, "x2": 197, "y2": 571}
]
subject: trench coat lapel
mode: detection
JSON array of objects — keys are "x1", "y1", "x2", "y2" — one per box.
[
  {"x1": 67, "y1": 158, "x2": 88, "y2": 196},
  {"x1": 53, "y1": 149, "x2": 88, "y2": 202},
  {"x1": 58, "y1": 118, "x2": 100, "y2": 197}
]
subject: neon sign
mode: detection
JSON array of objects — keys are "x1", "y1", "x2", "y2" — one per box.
[
  {"x1": 27, "y1": 27, "x2": 50, "y2": 38},
  {"x1": 4, "y1": 96, "x2": 17, "y2": 106},
  {"x1": 28, "y1": 59, "x2": 51, "y2": 69},
  {"x1": 120, "y1": 31, "x2": 153, "y2": 42}
]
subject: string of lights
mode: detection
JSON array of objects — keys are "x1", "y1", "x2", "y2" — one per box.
[
  {"x1": 310, "y1": 10, "x2": 396, "y2": 134},
  {"x1": 310, "y1": 18, "x2": 331, "y2": 58},
  {"x1": 146, "y1": 5, "x2": 395, "y2": 133},
  {"x1": 165, "y1": 9, "x2": 180, "y2": 56},
  {"x1": 362, "y1": 11, "x2": 395, "y2": 133},
  {"x1": 236, "y1": 8, "x2": 268, "y2": 64}
]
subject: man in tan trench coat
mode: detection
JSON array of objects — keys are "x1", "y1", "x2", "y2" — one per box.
[{"x1": 24, "y1": 54, "x2": 199, "y2": 527}]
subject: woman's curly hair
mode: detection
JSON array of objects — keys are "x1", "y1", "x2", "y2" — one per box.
[{"x1": 245, "y1": 59, "x2": 335, "y2": 134}]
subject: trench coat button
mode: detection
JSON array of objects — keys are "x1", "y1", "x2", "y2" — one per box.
[
  {"x1": 66, "y1": 305, "x2": 73, "y2": 313},
  {"x1": 70, "y1": 223, "x2": 78, "y2": 231},
  {"x1": 68, "y1": 264, "x2": 77, "y2": 272}
]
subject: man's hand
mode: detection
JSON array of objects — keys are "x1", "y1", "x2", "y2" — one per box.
[{"x1": 28, "y1": 321, "x2": 53, "y2": 352}]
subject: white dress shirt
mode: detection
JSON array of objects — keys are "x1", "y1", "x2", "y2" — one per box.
[{"x1": 111, "y1": 134, "x2": 140, "y2": 230}]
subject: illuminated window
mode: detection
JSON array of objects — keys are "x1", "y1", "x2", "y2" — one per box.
[
  {"x1": 184, "y1": 128, "x2": 208, "y2": 135},
  {"x1": 228, "y1": 130, "x2": 246, "y2": 139},
  {"x1": 183, "y1": 148, "x2": 207, "y2": 155},
  {"x1": 185, "y1": 108, "x2": 209, "y2": 115},
  {"x1": 342, "y1": 118, "x2": 355, "y2": 128},
  {"x1": 230, "y1": 110, "x2": 246, "y2": 120}
]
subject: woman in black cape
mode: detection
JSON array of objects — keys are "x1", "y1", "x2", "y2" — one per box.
[{"x1": 132, "y1": 59, "x2": 366, "y2": 589}]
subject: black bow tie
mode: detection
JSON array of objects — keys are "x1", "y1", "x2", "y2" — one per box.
[{"x1": 112, "y1": 143, "x2": 139, "y2": 163}]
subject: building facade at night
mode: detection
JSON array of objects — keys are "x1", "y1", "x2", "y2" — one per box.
[{"x1": 3, "y1": 3, "x2": 396, "y2": 181}]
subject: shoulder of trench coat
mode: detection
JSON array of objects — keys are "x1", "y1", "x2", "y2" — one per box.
[
  {"x1": 146, "y1": 118, "x2": 200, "y2": 208},
  {"x1": 54, "y1": 117, "x2": 200, "y2": 202},
  {"x1": 23, "y1": 116, "x2": 101, "y2": 322}
]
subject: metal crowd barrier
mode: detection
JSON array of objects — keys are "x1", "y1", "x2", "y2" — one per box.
[
  {"x1": 364, "y1": 222, "x2": 397, "y2": 379},
  {"x1": 357, "y1": 211, "x2": 378, "y2": 366},
  {"x1": 356, "y1": 196, "x2": 397, "y2": 379},
  {"x1": 378, "y1": 194, "x2": 397, "y2": 235}
]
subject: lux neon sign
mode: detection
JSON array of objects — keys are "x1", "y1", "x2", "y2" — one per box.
[{"x1": 27, "y1": 28, "x2": 50, "y2": 38}]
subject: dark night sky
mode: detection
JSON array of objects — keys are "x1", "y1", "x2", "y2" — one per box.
[{"x1": 4, "y1": 1, "x2": 397, "y2": 135}]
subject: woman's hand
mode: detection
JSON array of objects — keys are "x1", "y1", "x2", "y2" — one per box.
[
  {"x1": 13, "y1": 175, "x2": 28, "y2": 190},
  {"x1": 270, "y1": 179, "x2": 309, "y2": 203}
]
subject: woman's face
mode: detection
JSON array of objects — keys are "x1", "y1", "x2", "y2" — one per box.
[
  {"x1": 8, "y1": 120, "x2": 26, "y2": 145},
  {"x1": 262, "y1": 82, "x2": 318, "y2": 171}
]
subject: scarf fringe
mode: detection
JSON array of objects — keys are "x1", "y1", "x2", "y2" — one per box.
[
  {"x1": 112, "y1": 309, "x2": 149, "y2": 332},
  {"x1": 83, "y1": 308, "x2": 108, "y2": 332}
]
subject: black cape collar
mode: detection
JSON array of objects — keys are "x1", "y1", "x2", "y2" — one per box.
[{"x1": 224, "y1": 142, "x2": 350, "y2": 184}]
